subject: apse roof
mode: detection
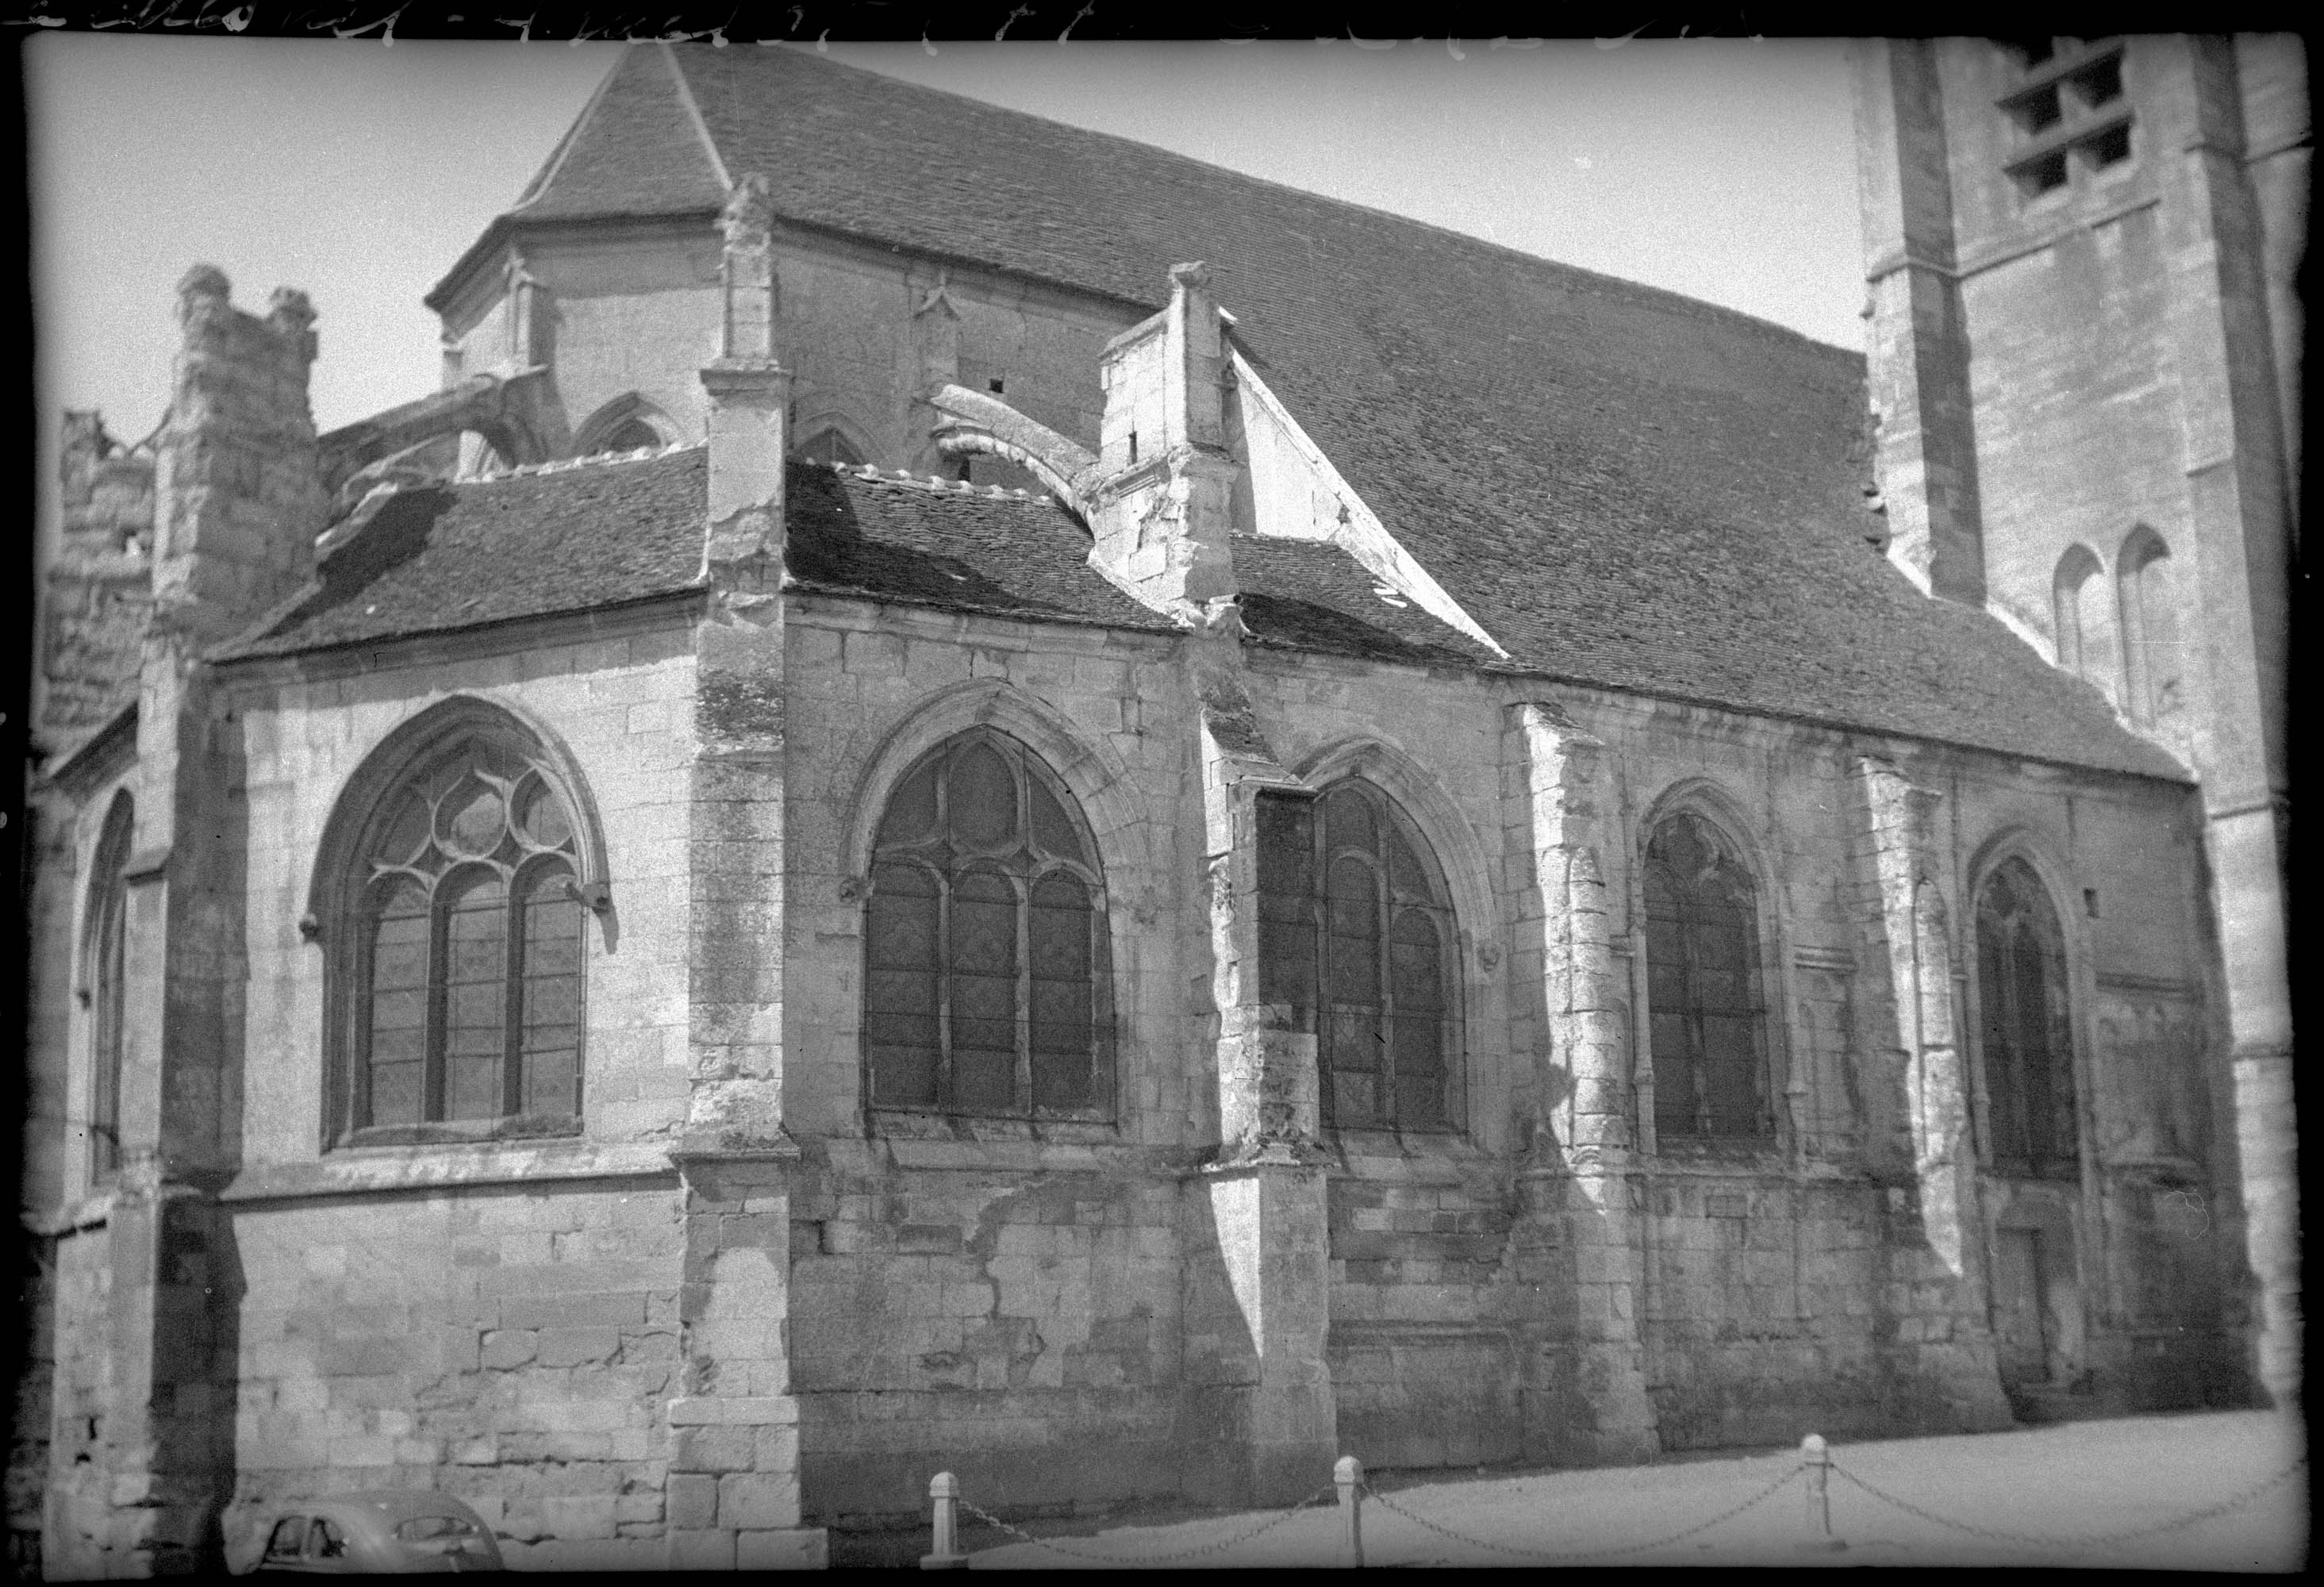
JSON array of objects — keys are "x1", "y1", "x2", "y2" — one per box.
[{"x1": 396, "y1": 44, "x2": 2182, "y2": 780}]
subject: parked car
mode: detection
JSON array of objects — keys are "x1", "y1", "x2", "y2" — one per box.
[{"x1": 250, "y1": 1491, "x2": 504, "y2": 1574}]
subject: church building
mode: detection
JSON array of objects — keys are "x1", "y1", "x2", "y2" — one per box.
[{"x1": 19, "y1": 37, "x2": 2300, "y2": 1574}]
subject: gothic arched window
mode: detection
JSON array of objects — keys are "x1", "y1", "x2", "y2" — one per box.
[
  {"x1": 1643, "y1": 809, "x2": 1771, "y2": 1141},
  {"x1": 333, "y1": 723, "x2": 591, "y2": 1143},
  {"x1": 83, "y1": 792, "x2": 134, "y2": 1182},
  {"x1": 2052, "y1": 544, "x2": 2117, "y2": 705},
  {"x1": 1976, "y1": 858, "x2": 2080, "y2": 1178},
  {"x1": 1256, "y1": 779, "x2": 1460, "y2": 1132},
  {"x1": 863, "y1": 729, "x2": 1112, "y2": 1117},
  {"x1": 2116, "y1": 526, "x2": 2184, "y2": 729}
]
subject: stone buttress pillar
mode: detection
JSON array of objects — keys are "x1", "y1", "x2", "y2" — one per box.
[
  {"x1": 44, "y1": 266, "x2": 325, "y2": 1577},
  {"x1": 1853, "y1": 758, "x2": 2014, "y2": 1431},
  {"x1": 666, "y1": 174, "x2": 826, "y2": 1571},
  {"x1": 2150, "y1": 35, "x2": 2299, "y2": 1411},
  {"x1": 1851, "y1": 38, "x2": 1988, "y2": 605},
  {"x1": 1503, "y1": 702, "x2": 1658, "y2": 1464},
  {"x1": 1181, "y1": 651, "x2": 1339, "y2": 1507}
]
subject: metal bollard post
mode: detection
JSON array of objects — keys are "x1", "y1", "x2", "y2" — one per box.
[
  {"x1": 921, "y1": 1470, "x2": 970, "y2": 1570},
  {"x1": 1335, "y1": 1454, "x2": 1365, "y2": 1568},
  {"x1": 1800, "y1": 1434, "x2": 1845, "y2": 1551}
]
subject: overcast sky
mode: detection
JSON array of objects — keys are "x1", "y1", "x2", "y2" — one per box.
[{"x1": 27, "y1": 34, "x2": 1865, "y2": 482}]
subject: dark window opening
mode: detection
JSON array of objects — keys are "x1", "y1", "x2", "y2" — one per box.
[
  {"x1": 988, "y1": 377, "x2": 1006, "y2": 394},
  {"x1": 84, "y1": 794, "x2": 134, "y2": 1183},
  {"x1": 2014, "y1": 83, "x2": 2063, "y2": 134},
  {"x1": 863, "y1": 729, "x2": 1113, "y2": 1119},
  {"x1": 1976, "y1": 858, "x2": 2080, "y2": 1180},
  {"x1": 346, "y1": 736, "x2": 586, "y2": 1144},
  {"x1": 2071, "y1": 54, "x2": 2123, "y2": 108},
  {"x1": 1127, "y1": 430, "x2": 1138, "y2": 464},
  {"x1": 1644, "y1": 810, "x2": 1772, "y2": 1142},
  {"x1": 2084, "y1": 121, "x2": 2132, "y2": 168},
  {"x1": 1257, "y1": 781, "x2": 1461, "y2": 1132},
  {"x1": 801, "y1": 428, "x2": 866, "y2": 468},
  {"x1": 2015, "y1": 149, "x2": 2071, "y2": 196},
  {"x1": 597, "y1": 417, "x2": 662, "y2": 453},
  {"x1": 955, "y1": 458, "x2": 974, "y2": 483}
]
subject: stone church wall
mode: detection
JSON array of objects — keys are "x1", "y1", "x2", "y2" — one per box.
[
  {"x1": 206, "y1": 612, "x2": 705, "y2": 1559},
  {"x1": 778, "y1": 596, "x2": 1200, "y2": 1519},
  {"x1": 444, "y1": 225, "x2": 1130, "y2": 480}
]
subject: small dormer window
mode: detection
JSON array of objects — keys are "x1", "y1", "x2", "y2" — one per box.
[{"x1": 1999, "y1": 38, "x2": 2134, "y2": 204}]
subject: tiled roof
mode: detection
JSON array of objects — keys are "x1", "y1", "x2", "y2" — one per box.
[
  {"x1": 430, "y1": 44, "x2": 2181, "y2": 780},
  {"x1": 1235, "y1": 539, "x2": 1500, "y2": 669},
  {"x1": 214, "y1": 450, "x2": 708, "y2": 660},
  {"x1": 787, "y1": 463, "x2": 1173, "y2": 632}
]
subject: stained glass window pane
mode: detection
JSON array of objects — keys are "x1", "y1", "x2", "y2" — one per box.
[
  {"x1": 1030, "y1": 871, "x2": 1093, "y2": 1109},
  {"x1": 948, "y1": 745, "x2": 1017, "y2": 849},
  {"x1": 519, "y1": 867, "x2": 583, "y2": 1117},
  {"x1": 948, "y1": 867, "x2": 1018, "y2": 1109},
  {"x1": 1028, "y1": 774, "x2": 1080, "y2": 862},
  {"x1": 866, "y1": 864, "x2": 940, "y2": 1106},
  {"x1": 441, "y1": 873, "x2": 508, "y2": 1121},
  {"x1": 876, "y1": 761, "x2": 939, "y2": 850},
  {"x1": 514, "y1": 775, "x2": 572, "y2": 851},
  {"x1": 1644, "y1": 815, "x2": 1765, "y2": 1140},
  {"x1": 367, "y1": 881, "x2": 431, "y2": 1127}
]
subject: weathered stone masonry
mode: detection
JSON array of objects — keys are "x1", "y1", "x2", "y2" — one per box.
[{"x1": 20, "y1": 37, "x2": 2285, "y2": 1575}]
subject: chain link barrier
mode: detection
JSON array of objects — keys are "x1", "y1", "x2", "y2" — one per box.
[
  {"x1": 942, "y1": 1446, "x2": 2304, "y2": 1567},
  {"x1": 1827, "y1": 1452, "x2": 2308, "y2": 1553},
  {"x1": 955, "y1": 1482, "x2": 1337, "y2": 1566},
  {"x1": 1359, "y1": 1460, "x2": 1807, "y2": 1565}
]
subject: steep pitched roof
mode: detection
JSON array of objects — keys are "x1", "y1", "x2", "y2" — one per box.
[
  {"x1": 214, "y1": 450, "x2": 709, "y2": 660},
  {"x1": 786, "y1": 463, "x2": 1171, "y2": 632},
  {"x1": 432, "y1": 44, "x2": 2181, "y2": 781}
]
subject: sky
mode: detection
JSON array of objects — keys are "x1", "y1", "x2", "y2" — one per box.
[{"x1": 26, "y1": 34, "x2": 1866, "y2": 535}]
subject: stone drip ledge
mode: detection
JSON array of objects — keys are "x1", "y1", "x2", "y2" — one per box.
[{"x1": 218, "y1": 1139, "x2": 681, "y2": 1205}]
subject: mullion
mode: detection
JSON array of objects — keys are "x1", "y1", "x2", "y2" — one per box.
[
  {"x1": 424, "y1": 882, "x2": 449, "y2": 1123},
  {"x1": 1373, "y1": 840, "x2": 1395, "y2": 1125},
  {"x1": 502, "y1": 871, "x2": 525, "y2": 1117},
  {"x1": 1013, "y1": 869, "x2": 1032, "y2": 1114}
]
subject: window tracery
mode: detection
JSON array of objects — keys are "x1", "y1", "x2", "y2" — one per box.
[
  {"x1": 862, "y1": 728, "x2": 1112, "y2": 1117},
  {"x1": 334, "y1": 725, "x2": 589, "y2": 1144},
  {"x1": 1643, "y1": 809, "x2": 1772, "y2": 1141},
  {"x1": 1976, "y1": 857, "x2": 2080, "y2": 1178}
]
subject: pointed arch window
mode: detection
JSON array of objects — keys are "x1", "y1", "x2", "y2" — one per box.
[
  {"x1": 83, "y1": 793, "x2": 135, "y2": 1182},
  {"x1": 2116, "y1": 527, "x2": 2184, "y2": 729},
  {"x1": 801, "y1": 428, "x2": 866, "y2": 468},
  {"x1": 1975, "y1": 858, "x2": 2080, "y2": 1179},
  {"x1": 2052, "y1": 544, "x2": 2118, "y2": 705},
  {"x1": 1256, "y1": 779, "x2": 1461, "y2": 1132},
  {"x1": 1643, "y1": 809, "x2": 1772, "y2": 1141},
  {"x1": 863, "y1": 729, "x2": 1113, "y2": 1117},
  {"x1": 329, "y1": 722, "x2": 593, "y2": 1146}
]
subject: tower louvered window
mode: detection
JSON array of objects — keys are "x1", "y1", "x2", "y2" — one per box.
[
  {"x1": 1644, "y1": 811, "x2": 1772, "y2": 1141},
  {"x1": 863, "y1": 729, "x2": 1113, "y2": 1117},
  {"x1": 1976, "y1": 858, "x2": 2080, "y2": 1179},
  {"x1": 345, "y1": 736, "x2": 586, "y2": 1140},
  {"x1": 1999, "y1": 38, "x2": 2133, "y2": 199}
]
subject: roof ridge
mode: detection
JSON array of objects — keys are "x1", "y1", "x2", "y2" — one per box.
[
  {"x1": 475, "y1": 440, "x2": 704, "y2": 482},
  {"x1": 701, "y1": 44, "x2": 1861, "y2": 360},
  {"x1": 658, "y1": 39, "x2": 734, "y2": 194},
  {"x1": 505, "y1": 44, "x2": 628, "y2": 218},
  {"x1": 812, "y1": 457, "x2": 1040, "y2": 501}
]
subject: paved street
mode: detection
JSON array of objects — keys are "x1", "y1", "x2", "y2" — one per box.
[{"x1": 952, "y1": 1411, "x2": 2307, "y2": 1570}]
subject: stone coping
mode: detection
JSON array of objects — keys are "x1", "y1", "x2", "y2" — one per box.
[{"x1": 218, "y1": 1139, "x2": 680, "y2": 1204}]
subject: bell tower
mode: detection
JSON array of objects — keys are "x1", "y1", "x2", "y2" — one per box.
[{"x1": 1852, "y1": 34, "x2": 2303, "y2": 1409}]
